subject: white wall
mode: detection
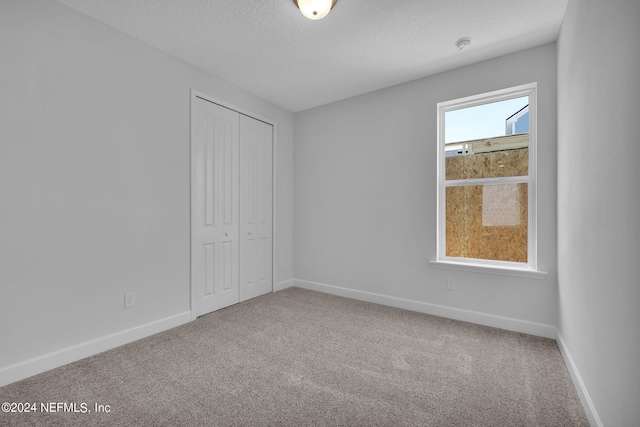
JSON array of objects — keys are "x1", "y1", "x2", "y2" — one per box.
[
  {"x1": 557, "y1": 1, "x2": 640, "y2": 426},
  {"x1": 294, "y1": 44, "x2": 558, "y2": 334},
  {"x1": 0, "y1": 0, "x2": 293, "y2": 383}
]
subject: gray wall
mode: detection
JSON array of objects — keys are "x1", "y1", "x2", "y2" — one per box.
[
  {"x1": 0, "y1": 0, "x2": 293, "y2": 372},
  {"x1": 557, "y1": 1, "x2": 640, "y2": 425},
  {"x1": 294, "y1": 44, "x2": 558, "y2": 329}
]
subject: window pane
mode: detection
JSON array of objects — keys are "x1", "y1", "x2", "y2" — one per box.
[
  {"x1": 445, "y1": 183, "x2": 528, "y2": 262},
  {"x1": 445, "y1": 96, "x2": 529, "y2": 143},
  {"x1": 445, "y1": 97, "x2": 529, "y2": 180}
]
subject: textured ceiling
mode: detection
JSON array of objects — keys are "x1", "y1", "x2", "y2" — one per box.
[{"x1": 58, "y1": 0, "x2": 568, "y2": 112}]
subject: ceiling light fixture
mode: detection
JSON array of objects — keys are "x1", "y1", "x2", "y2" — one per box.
[
  {"x1": 294, "y1": 0, "x2": 337, "y2": 20},
  {"x1": 456, "y1": 37, "x2": 472, "y2": 51}
]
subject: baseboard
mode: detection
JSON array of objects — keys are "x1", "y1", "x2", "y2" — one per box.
[
  {"x1": 294, "y1": 279, "x2": 557, "y2": 339},
  {"x1": 556, "y1": 330, "x2": 602, "y2": 427},
  {"x1": 274, "y1": 279, "x2": 295, "y2": 292},
  {"x1": 0, "y1": 311, "x2": 192, "y2": 388}
]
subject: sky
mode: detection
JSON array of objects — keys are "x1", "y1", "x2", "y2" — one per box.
[{"x1": 445, "y1": 96, "x2": 528, "y2": 144}]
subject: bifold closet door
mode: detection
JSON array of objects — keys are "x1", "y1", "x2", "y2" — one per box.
[
  {"x1": 239, "y1": 115, "x2": 273, "y2": 302},
  {"x1": 191, "y1": 98, "x2": 240, "y2": 316}
]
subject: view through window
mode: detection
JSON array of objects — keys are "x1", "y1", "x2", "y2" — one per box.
[{"x1": 437, "y1": 84, "x2": 537, "y2": 268}]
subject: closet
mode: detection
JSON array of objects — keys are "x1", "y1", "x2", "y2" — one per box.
[{"x1": 191, "y1": 95, "x2": 273, "y2": 317}]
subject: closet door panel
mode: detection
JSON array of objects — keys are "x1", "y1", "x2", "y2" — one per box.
[
  {"x1": 191, "y1": 99, "x2": 220, "y2": 316},
  {"x1": 239, "y1": 115, "x2": 273, "y2": 302},
  {"x1": 191, "y1": 98, "x2": 239, "y2": 316},
  {"x1": 217, "y1": 106, "x2": 240, "y2": 309}
]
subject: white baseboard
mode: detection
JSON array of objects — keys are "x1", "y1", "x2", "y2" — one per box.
[
  {"x1": 294, "y1": 279, "x2": 557, "y2": 339},
  {"x1": 274, "y1": 279, "x2": 295, "y2": 292},
  {"x1": 556, "y1": 330, "x2": 602, "y2": 427},
  {"x1": 0, "y1": 311, "x2": 192, "y2": 388}
]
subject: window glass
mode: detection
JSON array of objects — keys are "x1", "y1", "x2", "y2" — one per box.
[
  {"x1": 437, "y1": 84, "x2": 536, "y2": 268},
  {"x1": 445, "y1": 184, "x2": 528, "y2": 263},
  {"x1": 445, "y1": 97, "x2": 529, "y2": 180}
]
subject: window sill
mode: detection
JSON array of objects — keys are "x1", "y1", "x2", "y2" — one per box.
[{"x1": 429, "y1": 260, "x2": 547, "y2": 280}]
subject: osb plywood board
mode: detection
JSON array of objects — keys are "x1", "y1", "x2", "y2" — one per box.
[
  {"x1": 445, "y1": 148, "x2": 528, "y2": 180},
  {"x1": 445, "y1": 155, "x2": 466, "y2": 181},
  {"x1": 446, "y1": 186, "x2": 466, "y2": 257},
  {"x1": 446, "y1": 183, "x2": 528, "y2": 262}
]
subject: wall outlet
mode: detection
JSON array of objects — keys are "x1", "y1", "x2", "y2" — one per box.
[
  {"x1": 124, "y1": 292, "x2": 135, "y2": 308},
  {"x1": 447, "y1": 278, "x2": 456, "y2": 291}
]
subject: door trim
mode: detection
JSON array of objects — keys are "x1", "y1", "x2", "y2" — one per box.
[{"x1": 190, "y1": 89, "x2": 277, "y2": 321}]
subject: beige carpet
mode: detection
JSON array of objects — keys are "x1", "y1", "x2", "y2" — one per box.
[{"x1": 1, "y1": 287, "x2": 588, "y2": 426}]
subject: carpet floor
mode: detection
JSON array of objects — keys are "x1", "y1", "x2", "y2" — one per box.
[{"x1": 1, "y1": 287, "x2": 589, "y2": 426}]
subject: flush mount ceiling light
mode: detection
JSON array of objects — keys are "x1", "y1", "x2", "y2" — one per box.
[
  {"x1": 294, "y1": 0, "x2": 337, "y2": 20},
  {"x1": 456, "y1": 37, "x2": 472, "y2": 50}
]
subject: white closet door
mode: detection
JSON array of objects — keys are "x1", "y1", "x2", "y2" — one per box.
[
  {"x1": 239, "y1": 115, "x2": 273, "y2": 302},
  {"x1": 191, "y1": 97, "x2": 240, "y2": 316},
  {"x1": 216, "y1": 104, "x2": 240, "y2": 310}
]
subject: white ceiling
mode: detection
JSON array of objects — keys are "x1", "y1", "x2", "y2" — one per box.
[{"x1": 58, "y1": 0, "x2": 568, "y2": 113}]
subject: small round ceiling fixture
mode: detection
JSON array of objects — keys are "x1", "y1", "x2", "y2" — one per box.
[
  {"x1": 456, "y1": 37, "x2": 472, "y2": 51},
  {"x1": 294, "y1": 0, "x2": 337, "y2": 20}
]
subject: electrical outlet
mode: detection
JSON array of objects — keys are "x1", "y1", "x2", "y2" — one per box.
[
  {"x1": 447, "y1": 278, "x2": 456, "y2": 291},
  {"x1": 124, "y1": 292, "x2": 135, "y2": 308}
]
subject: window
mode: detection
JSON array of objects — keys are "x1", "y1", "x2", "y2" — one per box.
[{"x1": 432, "y1": 83, "x2": 544, "y2": 278}]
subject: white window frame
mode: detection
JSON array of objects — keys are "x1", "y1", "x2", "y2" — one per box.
[{"x1": 430, "y1": 83, "x2": 546, "y2": 279}]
